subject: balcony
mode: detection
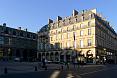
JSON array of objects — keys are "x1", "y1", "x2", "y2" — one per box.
[{"x1": 49, "y1": 23, "x2": 95, "y2": 35}]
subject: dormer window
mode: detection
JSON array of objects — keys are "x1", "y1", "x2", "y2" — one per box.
[
  {"x1": 30, "y1": 34, "x2": 32, "y2": 38},
  {"x1": 89, "y1": 14, "x2": 92, "y2": 19},
  {"x1": 17, "y1": 32, "x2": 19, "y2": 36},
  {"x1": 24, "y1": 33, "x2": 26, "y2": 36},
  {"x1": 1, "y1": 29, "x2": 3, "y2": 32},
  {"x1": 9, "y1": 30, "x2": 11, "y2": 34}
]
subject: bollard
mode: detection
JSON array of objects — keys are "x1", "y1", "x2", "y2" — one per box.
[
  {"x1": 78, "y1": 64, "x2": 79, "y2": 68},
  {"x1": 61, "y1": 65, "x2": 63, "y2": 69},
  {"x1": 67, "y1": 65, "x2": 69, "y2": 69},
  {"x1": 45, "y1": 66, "x2": 47, "y2": 70},
  {"x1": 4, "y1": 67, "x2": 7, "y2": 74},
  {"x1": 35, "y1": 66, "x2": 37, "y2": 71}
]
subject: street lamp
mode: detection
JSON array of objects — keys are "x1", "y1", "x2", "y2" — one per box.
[
  {"x1": 39, "y1": 35, "x2": 48, "y2": 68},
  {"x1": 103, "y1": 48, "x2": 106, "y2": 65}
]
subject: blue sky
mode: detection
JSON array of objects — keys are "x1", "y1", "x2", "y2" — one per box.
[{"x1": 0, "y1": 0, "x2": 117, "y2": 33}]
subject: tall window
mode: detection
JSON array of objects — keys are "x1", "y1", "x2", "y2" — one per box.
[
  {"x1": 88, "y1": 22, "x2": 91, "y2": 26},
  {"x1": 39, "y1": 46, "x2": 41, "y2": 50},
  {"x1": 81, "y1": 16, "x2": 84, "y2": 21},
  {"x1": 80, "y1": 31, "x2": 83, "y2": 36},
  {"x1": 17, "y1": 32, "x2": 19, "y2": 36},
  {"x1": 9, "y1": 30, "x2": 11, "y2": 34},
  {"x1": 17, "y1": 40, "x2": 20, "y2": 46},
  {"x1": 57, "y1": 24, "x2": 59, "y2": 28},
  {"x1": 61, "y1": 43, "x2": 63, "y2": 49},
  {"x1": 67, "y1": 27, "x2": 69, "y2": 31},
  {"x1": 67, "y1": 42, "x2": 70, "y2": 48},
  {"x1": 62, "y1": 22, "x2": 64, "y2": 26},
  {"x1": 67, "y1": 33, "x2": 69, "y2": 39},
  {"x1": 56, "y1": 36, "x2": 58, "y2": 40},
  {"x1": 61, "y1": 35, "x2": 63, "y2": 40},
  {"x1": 56, "y1": 43, "x2": 58, "y2": 49},
  {"x1": 88, "y1": 39, "x2": 91, "y2": 46},
  {"x1": 51, "y1": 44, "x2": 53, "y2": 49},
  {"x1": 9, "y1": 38, "x2": 12, "y2": 45},
  {"x1": 88, "y1": 29, "x2": 91, "y2": 35},
  {"x1": 0, "y1": 37, "x2": 4, "y2": 44},
  {"x1": 73, "y1": 41, "x2": 76, "y2": 48},
  {"x1": 61, "y1": 29, "x2": 63, "y2": 32},
  {"x1": 73, "y1": 26, "x2": 76, "y2": 29},
  {"x1": 80, "y1": 24, "x2": 83, "y2": 28},
  {"x1": 51, "y1": 37, "x2": 53, "y2": 41},
  {"x1": 73, "y1": 32, "x2": 76, "y2": 40},
  {"x1": 56, "y1": 30, "x2": 58, "y2": 33},
  {"x1": 80, "y1": 40, "x2": 83, "y2": 47}
]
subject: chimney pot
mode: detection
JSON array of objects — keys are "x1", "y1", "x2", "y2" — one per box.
[
  {"x1": 3, "y1": 23, "x2": 6, "y2": 26},
  {"x1": 24, "y1": 28, "x2": 27, "y2": 31},
  {"x1": 82, "y1": 10, "x2": 84, "y2": 13},
  {"x1": 18, "y1": 27, "x2": 21, "y2": 30}
]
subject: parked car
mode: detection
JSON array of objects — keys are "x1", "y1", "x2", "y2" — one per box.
[
  {"x1": 14, "y1": 58, "x2": 20, "y2": 62},
  {"x1": 45, "y1": 59, "x2": 52, "y2": 63},
  {"x1": 53, "y1": 60, "x2": 60, "y2": 64}
]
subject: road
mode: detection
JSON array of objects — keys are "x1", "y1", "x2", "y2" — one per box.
[{"x1": 0, "y1": 64, "x2": 117, "y2": 78}]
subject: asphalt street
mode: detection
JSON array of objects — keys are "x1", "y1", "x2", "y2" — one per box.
[{"x1": 0, "y1": 64, "x2": 117, "y2": 78}]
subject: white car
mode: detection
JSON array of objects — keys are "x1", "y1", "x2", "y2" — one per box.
[
  {"x1": 14, "y1": 58, "x2": 20, "y2": 61},
  {"x1": 45, "y1": 59, "x2": 52, "y2": 63}
]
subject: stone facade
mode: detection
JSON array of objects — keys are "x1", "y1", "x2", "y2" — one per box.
[{"x1": 0, "y1": 23, "x2": 37, "y2": 61}]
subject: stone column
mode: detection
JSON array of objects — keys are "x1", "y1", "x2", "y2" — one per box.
[
  {"x1": 64, "y1": 52, "x2": 66, "y2": 62},
  {"x1": 59, "y1": 52, "x2": 60, "y2": 61},
  {"x1": 93, "y1": 48, "x2": 96, "y2": 64}
]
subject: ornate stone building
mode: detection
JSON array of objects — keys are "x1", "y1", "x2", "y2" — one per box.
[
  {"x1": 37, "y1": 8, "x2": 117, "y2": 64},
  {"x1": 0, "y1": 23, "x2": 38, "y2": 61}
]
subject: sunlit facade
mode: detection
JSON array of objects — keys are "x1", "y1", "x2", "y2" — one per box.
[{"x1": 37, "y1": 8, "x2": 117, "y2": 64}]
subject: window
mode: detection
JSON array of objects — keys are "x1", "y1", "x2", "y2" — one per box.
[
  {"x1": 51, "y1": 37, "x2": 53, "y2": 41},
  {"x1": 47, "y1": 45, "x2": 48, "y2": 50},
  {"x1": 81, "y1": 16, "x2": 84, "y2": 21},
  {"x1": 89, "y1": 14, "x2": 91, "y2": 19},
  {"x1": 9, "y1": 38, "x2": 12, "y2": 45},
  {"x1": 61, "y1": 29, "x2": 63, "y2": 32},
  {"x1": 39, "y1": 46, "x2": 41, "y2": 50},
  {"x1": 73, "y1": 41, "x2": 76, "y2": 48},
  {"x1": 56, "y1": 36, "x2": 58, "y2": 40},
  {"x1": 88, "y1": 39, "x2": 91, "y2": 46},
  {"x1": 73, "y1": 26, "x2": 76, "y2": 29},
  {"x1": 1, "y1": 29, "x2": 3, "y2": 32},
  {"x1": 56, "y1": 43, "x2": 58, "y2": 49},
  {"x1": 9, "y1": 30, "x2": 11, "y2": 34},
  {"x1": 0, "y1": 37, "x2": 4, "y2": 44},
  {"x1": 80, "y1": 31, "x2": 83, "y2": 36},
  {"x1": 88, "y1": 22, "x2": 91, "y2": 26},
  {"x1": 17, "y1": 32, "x2": 19, "y2": 36},
  {"x1": 80, "y1": 24, "x2": 83, "y2": 28},
  {"x1": 67, "y1": 33, "x2": 69, "y2": 39},
  {"x1": 51, "y1": 31, "x2": 53, "y2": 34},
  {"x1": 68, "y1": 21, "x2": 70, "y2": 25},
  {"x1": 62, "y1": 22, "x2": 64, "y2": 26},
  {"x1": 57, "y1": 24, "x2": 59, "y2": 28},
  {"x1": 67, "y1": 42, "x2": 69, "y2": 48},
  {"x1": 51, "y1": 44, "x2": 53, "y2": 49},
  {"x1": 61, "y1": 35, "x2": 63, "y2": 40},
  {"x1": 88, "y1": 29, "x2": 91, "y2": 35},
  {"x1": 56, "y1": 30, "x2": 58, "y2": 33},
  {"x1": 61, "y1": 43, "x2": 63, "y2": 49},
  {"x1": 73, "y1": 32, "x2": 76, "y2": 40},
  {"x1": 67, "y1": 27, "x2": 69, "y2": 31},
  {"x1": 24, "y1": 33, "x2": 26, "y2": 36},
  {"x1": 17, "y1": 40, "x2": 20, "y2": 46},
  {"x1": 80, "y1": 40, "x2": 83, "y2": 47}
]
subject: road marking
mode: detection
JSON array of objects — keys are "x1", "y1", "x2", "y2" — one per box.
[
  {"x1": 80, "y1": 66, "x2": 117, "y2": 76},
  {"x1": 67, "y1": 72, "x2": 74, "y2": 78},
  {"x1": 49, "y1": 70, "x2": 60, "y2": 78}
]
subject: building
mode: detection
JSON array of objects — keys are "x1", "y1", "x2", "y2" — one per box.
[
  {"x1": 0, "y1": 23, "x2": 38, "y2": 61},
  {"x1": 37, "y1": 8, "x2": 117, "y2": 64}
]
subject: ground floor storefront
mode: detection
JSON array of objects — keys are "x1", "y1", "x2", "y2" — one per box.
[{"x1": 37, "y1": 48, "x2": 116, "y2": 64}]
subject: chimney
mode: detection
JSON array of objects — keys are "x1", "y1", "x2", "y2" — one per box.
[
  {"x1": 24, "y1": 28, "x2": 27, "y2": 31},
  {"x1": 85, "y1": 9, "x2": 87, "y2": 12},
  {"x1": 18, "y1": 27, "x2": 21, "y2": 30},
  {"x1": 107, "y1": 22, "x2": 109, "y2": 25},
  {"x1": 97, "y1": 13, "x2": 102, "y2": 18},
  {"x1": 36, "y1": 31, "x2": 38, "y2": 34},
  {"x1": 3, "y1": 23, "x2": 6, "y2": 26},
  {"x1": 73, "y1": 9, "x2": 78, "y2": 16},
  {"x1": 57, "y1": 15, "x2": 62, "y2": 21},
  {"x1": 110, "y1": 26, "x2": 114, "y2": 29},
  {"x1": 82, "y1": 10, "x2": 84, "y2": 13},
  {"x1": 48, "y1": 19, "x2": 53, "y2": 24}
]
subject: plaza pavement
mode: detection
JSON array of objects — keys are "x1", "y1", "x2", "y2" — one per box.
[{"x1": 0, "y1": 61, "x2": 104, "y2": 75}]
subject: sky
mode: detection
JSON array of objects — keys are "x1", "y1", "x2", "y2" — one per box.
[{"x1": 0, "y1": 0, "x2": 117, "y2": 33}]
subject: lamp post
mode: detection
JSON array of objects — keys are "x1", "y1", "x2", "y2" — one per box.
[
  {"x1": 103, "y1": 48, "x2": 106, "y2": 65},
  {"x1": 39, "y1": 35, "x2": 48, "y2": 68}
]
